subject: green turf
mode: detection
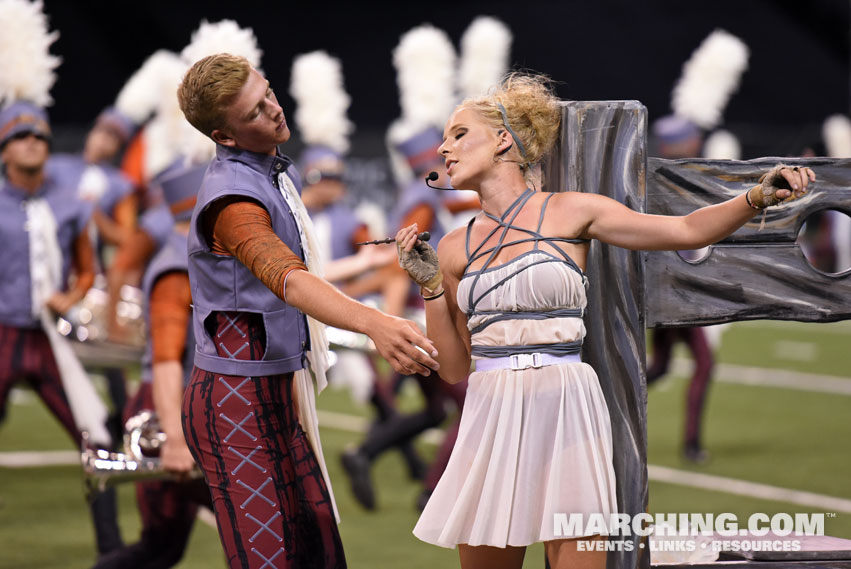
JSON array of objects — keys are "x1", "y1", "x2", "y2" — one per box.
[
  {"x1": 713, "y1": 320, "x2": 851, "y2": 378},
  {"x1": 647, "y1": 375, "x2": 851, "y2": 500},
  {"x1": 0, "y1": 320, "x2": 848, "y2": 566}
]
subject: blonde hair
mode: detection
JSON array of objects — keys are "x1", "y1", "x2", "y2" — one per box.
[
  {"x1": 177, "y1": 53, "x2": 251, "y2": 137},
  {"x1": 461, "y1": 72, "x2": 561, "y2": 171}
]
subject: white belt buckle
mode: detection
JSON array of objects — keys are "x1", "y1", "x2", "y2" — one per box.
[{"x1": 510, "y1": 353, "x2": 543, "y2": 370}]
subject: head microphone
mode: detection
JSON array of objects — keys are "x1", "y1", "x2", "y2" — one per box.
[{"x1": 424, "y1": 171, "x2": 454, "y2": 191}]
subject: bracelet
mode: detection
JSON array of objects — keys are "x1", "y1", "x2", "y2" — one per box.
[
  {"x1": 421, "y1": 287, "x2": 445, "y2": 301},
  {"x1": 744, "y1": 188, "x2": 762, "y2": 210}
]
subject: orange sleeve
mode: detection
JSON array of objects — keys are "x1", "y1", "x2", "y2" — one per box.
[
  {"x1": 207, "y1": 199, "x2": 308, "y2": 299},
  {"x1": 149, "y1": 272, "x2": 192, "y2": 363},
  {"x1": 401, "y1": 203, "x2": 435, "y2": 233},
  {"x1": 120, "y1": 131, "x2": 146, "y2": 188},
  {"x1": 110, "y1": 228, "x2": 156, "y2": 272},
  {"x1": 351, "y1": 224, "x2": 370, "y2": 250},
  {"x1": 445, "y1": 195, "x2": 481, "y2": 214},
  {"x1": 69, "y1": 227, "x2": 96, "y2": 300}
]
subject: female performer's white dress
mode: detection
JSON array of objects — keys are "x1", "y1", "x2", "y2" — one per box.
[{"x1": 413, "y1": 189, "x2": 618, "y2": 548}]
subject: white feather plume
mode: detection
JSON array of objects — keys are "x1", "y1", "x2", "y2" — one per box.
[
  {"x1": 174, "y1": 19, "x2": 264, "y2": 166},
  {"x1": 114, "y1": 50, "x2": 183, "y2": 124},
  {"x1": 354, "y1": 201, "x2": 388, "y2": 244},
  {"x1": 672, "y1": 29, "x2": 749, "y2": 130},
  {"x1": 141, "y1": 58, "x2": 187, "y2": 180},
  {"x1": 0, "y1": 0, "x2": 60, "y2": 108},
  {"x1": 393, "y1": 24, "x2": 457, "y2": 128},
  {"x1": 180, "y1": 19, "x2": 262, "y2": 68},
  {"x1": 702, "y1": 129, "x2": 741, "y2": 160},
  {"x1": 290, "y1": 51, "x2": 353, "y2": 154},
  {"x1": 179, "y1": 122, "x2": 217, "y2": 166},
  {"x1": 458, "y1": 16, "x2": 512, "y2": 99},
  {"x1": 823, "y1": 114, "x2": 851, "y2": 158},
  {"x1": 385, "y1": 118, "x2": 418, "y2": 184}
]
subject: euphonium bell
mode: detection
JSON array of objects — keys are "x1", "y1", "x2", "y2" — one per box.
[{"x1": 81, "y1": 410, "x2": 201, "y2": 496}]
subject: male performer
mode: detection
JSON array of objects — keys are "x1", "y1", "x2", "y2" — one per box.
[
  {"x1": 0, "y1": 101, "x2": 123, "y2": 557},
  {"x1": 92, "y1": 163, "x2": 211, "y2": 569},
  {"x1": 177, "y1": 53, "x2": 439, "y2": 568}
]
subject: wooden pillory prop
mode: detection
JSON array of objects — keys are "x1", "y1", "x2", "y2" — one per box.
[{"x1": 542, "y1": 100, "x2": 851, "y2": 569}]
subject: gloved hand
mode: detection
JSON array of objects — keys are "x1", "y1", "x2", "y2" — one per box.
[
  {"x1": 748, "y1": 164, "x2": 815, "y2": 208},
  {"x1": 396, "y1": 224, "x2": 443, "y2": 293}
]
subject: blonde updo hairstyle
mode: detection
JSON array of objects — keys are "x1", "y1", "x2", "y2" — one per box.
[{"x1": 460, "y1": 72, "x2": 561, "y2": 178}]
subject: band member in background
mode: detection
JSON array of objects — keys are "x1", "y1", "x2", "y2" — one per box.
[
  {"x1": 92, "y1": 162, "x2": 211, "y2": 569},
  {"x1": 0, "y1": 100, "x2": 123, "y2": 559}
]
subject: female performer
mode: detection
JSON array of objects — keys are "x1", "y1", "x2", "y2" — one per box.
[{"x1": 395, "y1": 73, "x2": 814, "y2": 569}]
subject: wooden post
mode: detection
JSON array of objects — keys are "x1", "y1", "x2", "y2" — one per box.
[
  {"x1": 543, "y1": 100, "x2": 650, "y2": 569},
  {"x1": 543, "y1": 102, "x2": 851, "y2": 569}
]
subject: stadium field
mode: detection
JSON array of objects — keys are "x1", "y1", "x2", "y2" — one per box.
[{"x1": 0, "y1": 319, "x2": 848, "y2": 568}]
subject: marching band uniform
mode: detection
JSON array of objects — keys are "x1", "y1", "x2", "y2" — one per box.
[
  {"x1": 92, "y1": 163, "x2": 210, "y2": 569},
  {"x1": 0, "y1": 101, "x2": 122, "y2": 556},
  {"x1": 183, "y1": 145, "x2": 345, "y2": 568}
]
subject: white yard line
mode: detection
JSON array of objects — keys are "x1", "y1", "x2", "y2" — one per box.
[
  {"x1": 0, "y1": 450, "x2": 79, "y2": 467},
  {"x1": 3, "y1": 411, "x2": 848, "y2": 518},
  {"x1": 732, "y1": 320, "x2": 851, "y2": 335},
  {"x1": 648, "y1": 465, "x2": 851, "y2": 514},
  {"x1": 772, "y1": 340, "x2": 818, "y2": 363},
  {"x1": 668, "y1": 359, "x2": 851, "y2": 396},
  {"x1": 197, "y1": 506, "x2": 218, "y2": 529}
]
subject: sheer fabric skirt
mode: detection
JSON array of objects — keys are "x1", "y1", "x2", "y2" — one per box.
[{"x1": 413, "y1": 361, "x2": 618, "y2": 548}]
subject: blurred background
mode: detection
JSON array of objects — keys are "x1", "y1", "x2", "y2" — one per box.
[
  {"x1": 1, "y1": 1, "x2": 850, "y2": 568},
  {"x1": 42, "y1": 0, "x2": 849, "y2": 158}
]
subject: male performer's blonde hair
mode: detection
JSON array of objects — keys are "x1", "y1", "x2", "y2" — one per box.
[
  {"x1": 178, "y1": 53, "x2": 250, "y2": 137},
  {"x1": 461, "y1": 72, "x2": 561, "y2": 169}
]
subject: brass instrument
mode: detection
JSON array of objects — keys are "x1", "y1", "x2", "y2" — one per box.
[
  {"x1": 82, "y1": 410, "x2": 201, "y2": 495},
  {"x1": 60, "y1": 277, "x2": 146, "y2": 367}
]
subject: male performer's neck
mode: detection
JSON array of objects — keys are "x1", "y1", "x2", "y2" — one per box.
[{"x1": 5, "y1": 163, "x2": 45, "y2": 193}]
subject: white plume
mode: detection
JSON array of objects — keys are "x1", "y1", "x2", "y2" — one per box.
[
  {"x1": 671, "y1": 29, "x2": 749, "y2": 130},
  {"x1": 143, "y1": 116, "x2": 181, "y2": 181},
  {"x1": 141, "y1": 58, "x2": 187, "y2": 180},
  {"x1": 180, "y1": 19, "x2": 262, "y2": 68},
  {"x1": 393, "y1": 24, "x2": 457, "y2": 128},
  {"x1": 822, "y1": 114, "x2": 851, "y2": 158},
  {"x1": 385, "y1": 118, "x2": 419, "y2": 184},
  {"x1": 354, "y1": 201, "x2": 388, "y2": 243},
  {"x1": 114, "y1": 50, "x2": 183, "y2": 124},
  {"x1": 702, "y1": 129, "x2": 741, "y2": 160},
  {"x1": 458, "y1": 16, "x2": 512, "y2": 99},
  {"x1": 0, "y1": 0, "x2": 60, "y2": 108},
  {"x1": 177, "y1": 19, "x2": 263, "y2": 165},
  {"x1": 290, "y1": 51, "x2": 353, "y2": 154},
  {"x1": 179, "y1": 123, "x2": 217, "y2": 166}
]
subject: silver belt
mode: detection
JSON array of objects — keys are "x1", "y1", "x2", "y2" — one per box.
[{"x1": 475, "y1": 352, "x2": 581, "y2": 372}]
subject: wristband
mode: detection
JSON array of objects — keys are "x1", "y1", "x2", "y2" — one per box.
[
  {"x1": 422, "y1": 286, "x2": 445, "y2": 301},
  {"x1": 745, "y1": 188, "x2": 763, "y2": 210}
]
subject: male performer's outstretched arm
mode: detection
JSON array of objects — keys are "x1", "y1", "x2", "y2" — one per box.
[{"x1": 206, "y1": 198, "x2": 439, "y2": 376}]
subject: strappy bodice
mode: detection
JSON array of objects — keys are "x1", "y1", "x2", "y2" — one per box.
[
  {"x1": 415, "y1": 187, "x2": 617, "y2": 549},
  {"x1": 457, "y1": 188, "x2": 590, "y2": 359}
]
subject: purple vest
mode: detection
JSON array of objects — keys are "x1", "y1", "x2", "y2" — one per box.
[
  {"x1": 187, "y1": 145, "x2": 308, "y2": 376},
  {"x1": 389, "y1": 179, "x2": 448, "y2": 303},
  {"x1": 312, "y1": 202, "x2": 361, "y2": 261},
  {"x1": 141, "y1": 229, "x2": 195, "y2": 386},
  {"x1": 389, "y1": 178, "x2": 446, "y2": 245},
  {"x1": 48, "y1": 153, "x2": 133, "y2": 216},
  {"x1": 139, "y1": 203, "x2": 174, "y2": 251},
  {"x1": 0, "y1": 165, "x2": 93, "y2": 328}
]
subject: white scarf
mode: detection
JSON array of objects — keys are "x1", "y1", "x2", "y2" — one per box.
[
  {"x1": 278, "y1": 172, "x2": 338, "y2": 521},
  {"x1": 25, "y1": 197, "x2": 111, "y2": 447}
]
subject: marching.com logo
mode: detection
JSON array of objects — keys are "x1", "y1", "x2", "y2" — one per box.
[
  {"x1": 553, "y1": 513, "x2": 824, "y2": 537},
  {"x1": 553, "y1": 513, "x2": 825, "y2": 553}
]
